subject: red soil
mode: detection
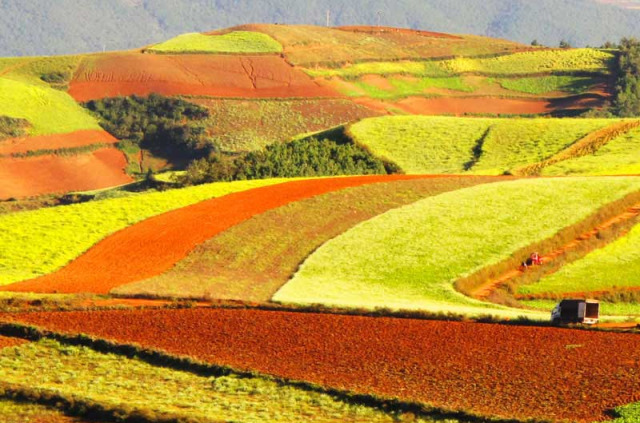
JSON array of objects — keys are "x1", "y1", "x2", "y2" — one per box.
[
  {"x1": 3, "y1": 308, "x2": 639, "y2": 422},
  {"x1": 2, "y1": 175, "x2": 435, "y2": 294},
  {"x1": 473, "y1": 203, "x2": 640, "y2": 299},
  {"x1": 0, "y1": 335, "x2": 29, "y2": 350},
  {"x1": 0, "y1": 148, "x2": 132, "y2": 199},
  {"x1": 69, "y1": 53, "x2": 337, "y2": 102},
  {"x1": 0, "y1": 130, "x2": 118, "y2": 155},
  {"x1": 355, "y1": 95, "x2": 606, "y2": 116},
  {"x1": 337, "y1": 26, "x2": 463, "y2": 40}
]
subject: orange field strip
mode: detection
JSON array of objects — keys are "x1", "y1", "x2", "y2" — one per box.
[{"x1": 0, "y1": 130, "x2": 118, "y2": 155}]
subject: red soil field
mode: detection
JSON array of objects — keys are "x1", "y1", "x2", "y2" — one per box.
[
  {"x1": 69, "y1": 53, "x2": 337, "y2": 102},
  {"x1": 355, "y1": 95, "x2": 606, "y2": 116},
  {"x1": 0, "y1": 130, "x2": 118, "y2": 155},
  {"x1": 2, "y1": 175, "x2": 435, "y2": 294},
  {"x1": 0, "y1": 335, "x2": 28, "y2": 349},
  {"x1": 3, "y1": 308, "x2": 639, "y2": 422},
  {"x1": 0, "y1": 148, "x2": 132, "y2": 199}
]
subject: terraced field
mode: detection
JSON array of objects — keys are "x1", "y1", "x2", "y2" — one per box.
[
  {"x1": 274, "y1": 177, "x2": 640, "y2": 315},
  {"x1": 114, "y1": 176, "x2": 501, "y2": 300},
  {"x1": 147, "y1": 31, "x2": 283, "y2": 54},
  {"x1": 0, "y1": 179, "x2": 287, "y2": 284}
]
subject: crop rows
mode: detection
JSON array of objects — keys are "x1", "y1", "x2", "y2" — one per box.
[
  {"x1": 3, "y1": 308, "x2": 639, "y2": 422},
  {"x1": 274, "y1": 177, "x2": 640, "y2": 317}
]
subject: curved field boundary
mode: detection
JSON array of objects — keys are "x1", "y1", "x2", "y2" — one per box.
[
  {"x1": 0, "y1": 148, "x2": 132, "y2": 200},
  {"x1": 471, "y1": 201, "x2": 640, "y2": 300},
  {"x1": 274, "y1": 177, "x2": 640, "y2": 317},
  {"x1": 0, "y1": 335, "x2": 28, "y2": 350},
  {"x1": 147, "y1": 31, "x2": 283, "y2": 54},
  {"x1": 0, "y1": 130, "x2": 117, "y2": 156},
  {"x1": 3, "y1": 308, "x2": 640, "y2": 422},
  {"x1": 114, "y1": 176, "x2": 503, "y2": 301},
  {"x1": 0, "y1": 397, "x2": 82, "y2": 423},
  {"x1": 3, "y1": 175, "x2": 432, "y2": 294},
  {"x1": 514, "y1": 120, "x2": 640, "y2": 176}
]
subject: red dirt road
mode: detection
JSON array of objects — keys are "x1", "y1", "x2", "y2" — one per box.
[
  {"x1": 0, "y1": 130, "x2": 118, "y2": 156},
  {"x1": 3, "y1": 308, "x2": 639, "y2": 422},
  {"x1": 69, "y1": 53, "x2": 337, "y2": 101},
  {"x1": 2, "y1": 175, "x2": 434, "y2": 294},
  {"x1": 0, "y1": 148, "x2": 132, "y2": 199}
]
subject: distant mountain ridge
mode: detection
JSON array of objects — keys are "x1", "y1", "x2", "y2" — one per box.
[{"x1": 1, "y1": 0, "x2": 640, "y2": 57}]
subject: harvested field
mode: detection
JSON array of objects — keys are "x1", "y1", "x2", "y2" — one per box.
[
  {"x1": 0, "y1": 129, "x2": 117, "y2": 156},
  {"x1": 114, "y1": 176, "x2": 501, "y2": 300},
  {"x1": 0, "y1": 148, "x2": 132, "y2": 199},
  {"x1": 386, "y1": 95, "x2": 604, "y2": 116},
  {"x1": 0, "y1": 335, "x2": 28, "y2": 349},
  {"x1": 3, "y1": 175, "x2": 432, "y2": 294},
  {"x1": 4, "y1": 308, "x2": 640, "y2": 422},
  {"x1": 69, "y1": 53, "x2": 336, "y2": 102}
]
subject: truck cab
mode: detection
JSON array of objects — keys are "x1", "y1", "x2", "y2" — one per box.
[{"x1": 551, "y1": 299, "x2": 599, "y2": 325}]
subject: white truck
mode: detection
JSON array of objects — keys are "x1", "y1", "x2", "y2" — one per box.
[{"x1": 551, "y1": 299, "x2": 600, "y2": 325}]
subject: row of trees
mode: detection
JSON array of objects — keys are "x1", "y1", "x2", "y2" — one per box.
[{"x1": 612, "y1": 38, "x2": 640, "y2": 117}]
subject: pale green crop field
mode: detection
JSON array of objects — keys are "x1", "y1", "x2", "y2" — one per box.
[
  {"x1": 347, "y1": 116, "x2": 617, "y2": 175},
  {"x1": 606, "y1": 402, "x2": 640, "y2": 423},
  {"x1": 0, "y1": 178, "x2": 288, "y2": 285},
  {"x1": 518, "y1": 222, "x2": 640, "y2": 296},
  {"x1": 496, "y1": 75, "x2": 600, "y2": 94},
  {"x1": 439, "y1": 49, "x2": 614, "y2": 75},
  {"x1": 342, "y1": 76, "x2": 474, "y2": 100},
  {"x1": 520, "y1": 299, "x2": 640, "y2": 317},
  {"x1": 473, "y1": 118, "x2": 615, "y2": 174},
  {"x1": 0, "y1": 77, "x2": 100, "y2": 135},
  {"x1": 148, "y1": 31, "x2": 283, "y2": 54},
  {"x1": 306, "y1": 49, "x2": 613, "y2": 79},
  {"x1": 348, "y1": 116, "x2": 494, "y2": 174},
  {"x1": 542, "y1": 126, "x2": 640, "y2": 176},
  {"x1": 0, "y1": 339, "x2": 453, "y2": 423},
  {"x1": 274, "y1": 177, "x2": 640, "y2": 317}
]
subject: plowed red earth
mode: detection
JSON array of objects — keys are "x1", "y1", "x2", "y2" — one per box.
[
  {"x1": 355, "y1": 95, "x2": 606, "y2": 116},
  {"x1": 0, "y1": 148, "x2": 132, "y2": 199},
  {"x1": 3, "y1": 308, "x2": 639, "y2": 422},
  {"x1": 69, "y1": 53, "x2": 337, "y2": 102},
  {"x1": 0, "y1": 335, "x2": 28, "y2": 349},
  {"x1": 2, "y1": 175, "x2": 434, "y2": 294},
  {"x1": 0, "y1": 130, "x2": 118, "y2": 155}
]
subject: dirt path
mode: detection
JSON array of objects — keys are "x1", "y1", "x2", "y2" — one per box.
[
  {"x1": 471, "y1": 203, "x2": 640, "y2": 299},
  {"x1": 2, "y1": 175, "x2": 435, "y2": 294}
]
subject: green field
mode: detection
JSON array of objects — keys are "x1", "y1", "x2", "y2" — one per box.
[
  {"x1": 348, "y1": 116, "x2": 494, "y2": 174},
  {"x1": 307, "y1": 60, "x2": 452, "y2": 79},
  {"x1": 518, "y1": 222, "x2": 640, "y2": 296},
  {"x1": 347, "y1": 116, "x2": 621, "y2": 175},
  {"x1": 0, "y1": 179, "x2": 288, "y2": 285},
  {"x1": 113, "y1": 177, "x2": 498, "y2": 300},
  {"x1": 339, "y1": 76, "x2": 475, "y2": 100},
  {"x1": 0, "y1": 55, "x2": 80, "y2": 87},
  {"x1": 0, "y1": 339, "x2": 457, "y2": 423},
  {"x1": 0, "y1": 77, "x2": 100, "y2": 135},
  {"x1": 542, "y1": 126, "x2": 640, "y2": 175},
  {"x1": 472, "y1": 118, "x2": 615, "y2": 174},
  {"x1": 607, "y1": 402, "x2": 640, "y2": 423},
  {"x1": 496, "y1": 75, "x2": 601, "y2": 94},
  {"x1": 520, "y1": 299, "x2": 640, "y2": 317},
  {"x1": 274, "y1": 177, "x2": 640, "y2": 317},
  {"x1": 148, "y1": 31, "x2": 283, "y2": 54}
]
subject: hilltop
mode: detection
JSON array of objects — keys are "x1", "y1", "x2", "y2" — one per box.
[{"x1": 2, "y1": 0, "x2": 640, "y2": 57}]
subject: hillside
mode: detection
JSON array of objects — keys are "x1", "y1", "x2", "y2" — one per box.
[{"x1": 2, "y1": 0, "x2": 640, "y2": 57}]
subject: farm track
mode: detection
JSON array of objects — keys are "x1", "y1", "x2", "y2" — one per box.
[
  {"x1": 2, "y1": 308, "x2": 640, "y2": 422},
  {"x1": 471, "y1": 203, "x2": 640, "y2": 300},
  {"x1": 2, "y1": 175, "x2": 438, "y2": 294}
]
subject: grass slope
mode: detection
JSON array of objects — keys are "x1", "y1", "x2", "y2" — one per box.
[
  {"x1": 0, "y1": 179, "x2": 287, "y2": 285},
  {"x1": 0, "y1": 78, "x2": 100, "y2": 135},
  {"x1": 348, "y1": 116, "x2": 621, "y2": 175},
  {"x1": 148, "y1": 31, "x2": 283, "y2": 54},
  {"x1": 113, "y1": 177, "x2": 498, "y2": 300},
  {"x1": 496, "y1": 75, "x2": 601, "y2": 94},
  {"x1": 348, "y1": 116, "x2": 494, "y2": 174},
  {"x1": 0, "y1": 339, "x2": 455, "y2": 423},
  {"x1": 542, "y1": 126, "x2": 640, "y2": 175},
  {"x1": 518, "y1": 222, "x2": 640, "y2": 296},
  {"x1": 274, "y1": 177, "x2": 640, "y2": 316}
]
